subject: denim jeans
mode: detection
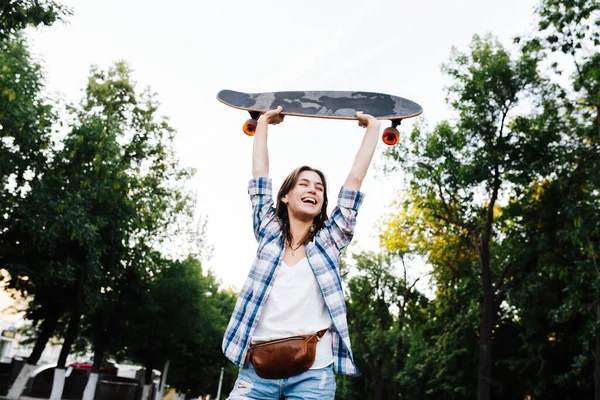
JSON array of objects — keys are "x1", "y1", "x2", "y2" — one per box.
[{"x1": 227, "y1": 363, "x2": 336, "y2": 399}]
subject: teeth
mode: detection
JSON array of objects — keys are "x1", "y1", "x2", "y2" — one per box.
[{"x1": 302, "y1": 198, "x2": 316, "y2": 204}]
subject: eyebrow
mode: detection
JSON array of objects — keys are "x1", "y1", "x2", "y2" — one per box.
[{"x1": 299, "y1": 178, "x2": 324, "y2": 187}]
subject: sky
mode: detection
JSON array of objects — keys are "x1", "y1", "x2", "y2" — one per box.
[{"x1": 20, "y1": 0, "x2": 542, "y2": 293}]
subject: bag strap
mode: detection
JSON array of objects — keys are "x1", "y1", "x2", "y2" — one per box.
[
  {"x1": 244, "y1": 347, "x2": 253, "y2": 368},
  {"x1": 316, "y1": 329, "x2": 327, "y2": 338}
]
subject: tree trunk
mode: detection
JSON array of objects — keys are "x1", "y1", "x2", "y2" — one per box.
[
  {"x1": 596, "y1": 105, "x2": 599, "y2": 140},
  {"x1": 476, "y1": 162, "x2": 500, "y2": 400},
  {"x1": 91, "y1": 340, "x2": 105, "y2": 373},
  {"x1": 50, "y1": 309, "x2": 82, "y2": 400},
  {"x1": 594, "y1": 303, "x2": 600, "y2": 400},
  {"x1": 596, "y1": 106, "x2": 600, "y2": 400},
  {"x1": 82, "y1": 373, "x2": 99, "y2": 400},
  {"x1": 6, "y1": 311, "x2": 60, "y2": 399},
  {"x1": 158, "y1": 359, "x2": 170, "y2": 400},
  {"x1": 144, "y1": 363, "x2": 154, "y2": 385},
  {"x1": 30, "y1": 313, "x2": 61, "y2": 365},
  {"x1": 477, "y1": 203, "x2": 497, "y2": 400},
  {"x1": 391, "y1": 335, "x2": 404, "y2": 399},
  {"x1": 57, "y1": 309, "x2": 82, "y2": 368},
  {"x1": 50, "y1": 368, "x2": 67, "y2": 400},
  {"x1": 477, "y1": 252, "x2": 493, "y2": 400},
  {"x1": 392, "y1": 288, "x2": 409, "y2": 400},
  {"x1": 373, "y1": 359, "x2": 384, "y2": 400},
  {"x1": 82, "y1": 330, "x2": 106, "y2": 400},
  {"x1": 142, "y1": 363, "x2": 154, "y2": 400}
]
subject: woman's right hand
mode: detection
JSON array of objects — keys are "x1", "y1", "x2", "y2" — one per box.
[{"x1": 259, "y1": 106, "x2": 285, "y2": 125}]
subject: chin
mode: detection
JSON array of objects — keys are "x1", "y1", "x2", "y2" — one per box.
[
  {"x1": 303, "y1": 206, "x2": 320, "y2": 215},
  {"x1": 296, "y1": 209, "x2": 319, "y2": 221}
]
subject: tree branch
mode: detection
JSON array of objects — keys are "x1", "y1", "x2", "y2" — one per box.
[{"x1": 432, "y1": 178, "x2": 475, "y2": 233}]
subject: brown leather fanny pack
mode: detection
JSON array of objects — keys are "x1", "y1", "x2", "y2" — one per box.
[{"x1": 245, "y1": 329, "x2": 327, "y2": 379}]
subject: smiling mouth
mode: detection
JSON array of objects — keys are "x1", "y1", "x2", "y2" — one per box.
[{"x1": 301, "y1": 198, "x2": 317, "y2": 205}]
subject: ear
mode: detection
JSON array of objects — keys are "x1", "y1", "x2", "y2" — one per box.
[{"x1": 282, "y1": 194, "x2": 288, "y2": 205}]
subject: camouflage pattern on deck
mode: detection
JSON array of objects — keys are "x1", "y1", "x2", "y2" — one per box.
[{"x1": 217, "y1": 90, "x2": 422, "y2": 120}]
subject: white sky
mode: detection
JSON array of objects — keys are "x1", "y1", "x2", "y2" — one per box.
[{"x1": 23, "y1": 0, "x2": 540, "y2": 292}]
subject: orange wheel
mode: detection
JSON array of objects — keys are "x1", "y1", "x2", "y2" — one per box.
[
  {"x1": 382, "y1": 127, "x2": 399, "y2": 145},
  {"x1": 243, "y1": 119, "x2": 258, "y2": 136}
]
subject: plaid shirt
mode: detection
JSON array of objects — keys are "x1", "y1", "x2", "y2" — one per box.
[{"x1": 222, "y1": 177, "x2": 364, "y2": 376}]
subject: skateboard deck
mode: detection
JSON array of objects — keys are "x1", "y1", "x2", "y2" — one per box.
[{"x1": 217, "y1": 89, "x2": 423, "y2": 145}]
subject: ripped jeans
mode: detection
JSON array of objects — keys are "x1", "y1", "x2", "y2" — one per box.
[{"x1": 227, "y1": 363, "x2": 336, "y2": 400}]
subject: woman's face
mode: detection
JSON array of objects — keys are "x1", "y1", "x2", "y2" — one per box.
[{"x1": 282, "y1": 170, "x2": 325, "y2": 222}]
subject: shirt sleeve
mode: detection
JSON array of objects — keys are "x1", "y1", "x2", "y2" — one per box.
[
  {"x1": 248, "y1": 177, "x2": 280, "y2": 242},
  {"x1": 322, "y1": 186, "x2": 365, "y2": 252}
]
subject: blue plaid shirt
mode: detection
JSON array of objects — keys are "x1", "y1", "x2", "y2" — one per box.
[{"x1": 222, "y1": 177, "x2": 364, "y2": 376}]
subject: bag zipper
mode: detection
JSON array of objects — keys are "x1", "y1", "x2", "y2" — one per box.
[{"x1": 251, "y1": 335, "x2": 309, "y2": 349}]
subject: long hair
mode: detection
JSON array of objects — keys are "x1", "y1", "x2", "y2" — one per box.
[{"x1": 275, "y1": 166, "x2": 328, "y2": 247}]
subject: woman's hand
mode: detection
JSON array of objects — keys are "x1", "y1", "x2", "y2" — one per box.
[
  {"x1": 259, "y1": 106, "x2": 285, "y2": 125},
  {"x1": 356, "y1": 111, "x2": 380, "y2": 129}
]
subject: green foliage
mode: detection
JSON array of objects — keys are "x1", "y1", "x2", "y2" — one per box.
[
  {"x1": 0, "y1": 35, "x2": 55, "y2": 243},
  {"x1": 385, "y1": 34, "x2": 545, "y2": 398},
  {"x1": 379, "y1": 192, "x2": 482, "y2": 399},
  {"x1": 376, "y1": 1, "x2": 599, "y2": 398},
  {"x1": 0, "y1": 2, "x2": 234, "y2": 396},
  {"x1": 339, "y1": 251, "x2": 429, "y2": 400},
  {"x1": 0, "y1": 0, "x2": 70, "y2": 40},
  {"x1": 501, "y1": 180, "x2": 596, "y2": 397},
  {"x1": 537, "y1": 0, "x2": 600, "y2": 52},
  {"x1": 122, "y1": 256, "x2": 236, "y2": 398},
  {"x1": 0, "y1": 0, "x2": 596, "y2": 397}
]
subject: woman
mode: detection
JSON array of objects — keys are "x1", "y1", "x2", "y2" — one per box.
[{"x1": 223, "y1": 105, "x2": 381, "y2": 399}]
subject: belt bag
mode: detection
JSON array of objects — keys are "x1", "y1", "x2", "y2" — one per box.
[{"x1": 245, "y1": 329, "x2": 327, "y2": 379}]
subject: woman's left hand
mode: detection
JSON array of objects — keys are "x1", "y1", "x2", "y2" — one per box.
[{"x1": 356, "y1": 111, "x2": 381, "y2": 129}]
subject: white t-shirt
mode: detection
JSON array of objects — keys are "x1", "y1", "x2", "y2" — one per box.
[{"x1": 251, "y1": 257, "x2": 334, "y2": 369}]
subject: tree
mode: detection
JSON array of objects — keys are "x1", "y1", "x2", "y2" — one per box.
[
  {"x1": 0, "y1": 13, "x2": 65, "y2": 398},
  {"x1": 3, "y1": 109, "x2": 131, "y2": 399},
  {"x1": 383, "y1": 33, "x2": 559, "y2": 399},
  {"x1": 2, "y1": 59, "x2": 195, "y2": 399},
  {"x1": 0, "y1": 32, "x2": 56, "y2": 265},
  {"x1": 492, "y1": 1, "x2": 600, "y2": 397},
  {"x1": 164, "y1": 270, "x2": 238, "y2": 398},
  {"x1": 534, "y1": 1, "x2": 600, "y2": 397},
  {"x1": 0, "y1": 3, "x2": 72, "y2": 395},
  {"x1": 0, "y1": 0, "x2": 68, "y2": 247},
  {"x1": 380, "y1": 194, "x2": 481, "y2": 399},
  {"x1": 377, "y1": 1, "x2": 599, "y2": 395},
  {"x1": 57, "y1": 61, "x2": 194, "y2": 400},
  {"x1": 121, "y1": 256, "x2": 233, "y2": 399},
  {"x1": 336, "y1": 251, "x2": 428, "y2": 400},
  {"x1": 0, "y1": 0, "x2": 70, "y2": 40}
]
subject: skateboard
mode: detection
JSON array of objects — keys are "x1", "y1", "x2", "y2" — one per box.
[{"x1": 217, "y1": 90, "x2": 423, "y2": 145}]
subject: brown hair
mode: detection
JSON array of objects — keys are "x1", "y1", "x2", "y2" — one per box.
[{"x1": 276, "y1": 166, "x2": 329, "y2": 247}]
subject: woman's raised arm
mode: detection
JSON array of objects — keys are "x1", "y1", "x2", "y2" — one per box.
[
  {"x1": 252, "y1": 106, "x2": 284, "y2": 178},
  {"x1": 343, "y1": 112, "x2": 381, "y2": 190}
]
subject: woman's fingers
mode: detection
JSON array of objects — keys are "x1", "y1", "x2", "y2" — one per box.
[
  {"x1": 356, "y1": 111, "x2": 368, "y2": 128},
  {"x1": 261, "y1": 106, "x2": 284, "y2": 125}
]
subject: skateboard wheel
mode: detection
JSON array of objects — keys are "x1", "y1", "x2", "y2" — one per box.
[
  {"x1": 382, "y1": 127, "x2": 399, "y2": 145},
  {"x1": 243, "y1": 119, "x2": 258, "y2": 136}
]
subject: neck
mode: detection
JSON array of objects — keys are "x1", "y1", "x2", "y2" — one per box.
[{"x1": 288, "y1": 216, "x2": 312, "y2": 246}]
